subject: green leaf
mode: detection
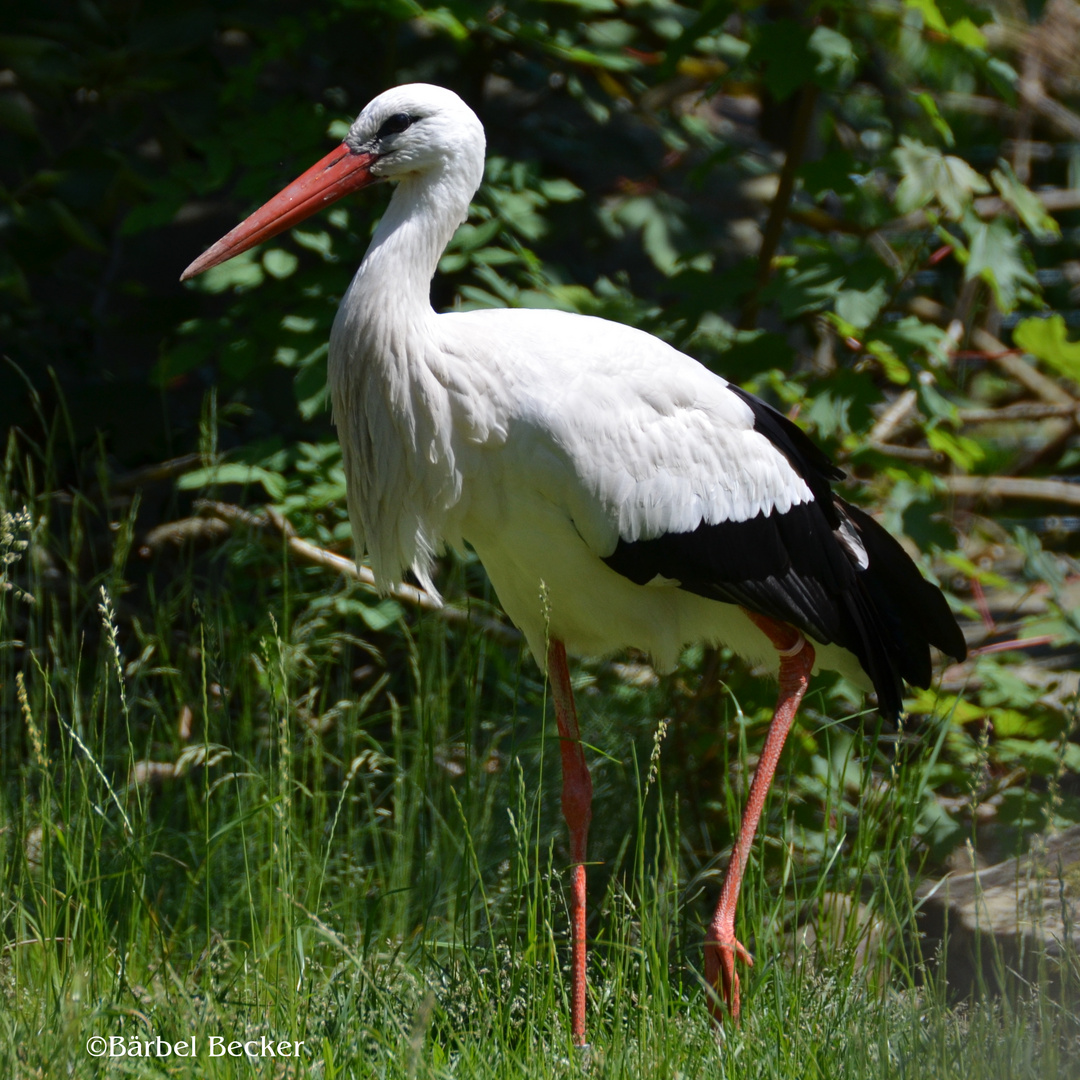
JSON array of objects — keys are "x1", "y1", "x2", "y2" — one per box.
[
  {"x1": 925, "y1": 427, "x2": 985, "y2": 470},
  {"x1": 984, "y1": 57, "x2": 1019, "y2": 100},
  {"x1": 835, "y1": 280, "x2": 889, "y2": 331},
  {"x1": 1013, "y1": 315, "x2": 1080, "y2": 382},
  {"x1": 416, "y1": 6, "x2": 470, "y2": 41},
  {"x1": 963, "y1": 214, "x2": 1036, "y2": 312},
  {"x1": 799, "y1": 150, "x2": 859, "y2": 198},
  {"x1": 995, "y1": 738, "x2": 1066, "y2": 775},
  {"x1": 807, "y1": 26, "x2": 857, "y2": 89},
  {"x1": 1065, "y1": 743, "x2": 1080, "y2": 773},
  {"x1": 893, "y1": 137, "x2": 990, "y2": 218},
  {"x1": 263, "y1": 249, "x2": 299, "y2": 279},
  {"x1": 447, "y1": 218, "x2": 501, "y2": 255},
  {"x1": 333, "y1": 596, "x2": 404, "y2": 631},
  {"x1": 544, "y1": 0, "x2": 618, "y2": 12},
  {"x1": 121, "y1": 193, "x2": 185, "y2": 236},
  {"x1": 919, "y1": 380, "x2": 958, "y2": 422},
  {"x1": 538, "y1": 178, "x2": 584, "y2": 202},
  {"x1": 990, "y1": 160, "x2": 1061, "y2": 241},
  {"x1": 940, "y1": 552, "x2": 1010, "y2": 590},
  {"x1": 875, "y1": 316, "x2": 951, "y2": 368},
  {"x1": 0, "y1": 93, "x2": 39, "y2": 140},
  {"x1": 287, "y1": 343, "x2": 329, "y2": 419},
  {"x1": 177, "y1": 464, "x2": 287, "y2": 500},
  {"x1": 905, "y1": 0, "x2": 948, "y2": 33},
  {"x1": 866, "y1": 340, "x2": 911, "y2": 384},
  {"x1": 195, "y1": 249, "x2": 264, "y2": 293},
  {"x1": 803, "y1": 390, "x2": 852, "y2": 441},
  {"x1": 604, "y1": 195, "x2": 684, "y2": 275},
  {"x1": 913, "y1": 91, "x2": 955, "y2": 147},
  {"x1": 763, "y1": 248, "x2": 847, "y2": 318},
  {"x1": 949, "y1": 17, "x2": 987, "y2": 50},
  {"x1": 292, "y1": 229, "x2": 335, "y2": 260},
  {"x1": 48, "y1": 199, "x2": 107, "y2": 253},
  {"x1": 752, "y1": 20, "x2": 814, "y2": 102}
]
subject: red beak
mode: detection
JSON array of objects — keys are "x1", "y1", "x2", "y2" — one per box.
[{"x1": 180, "y1": 143, "x2": 378, "y2": 281}]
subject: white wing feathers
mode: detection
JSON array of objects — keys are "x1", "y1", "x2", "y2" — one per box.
[{"x1": 446, "y1": 309, "x2": 814, "y2": 558}]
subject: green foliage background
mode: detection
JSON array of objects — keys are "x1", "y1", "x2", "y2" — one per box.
[{"x1": 2, "y1": 1, "x2": 1080, "y2": 1064}]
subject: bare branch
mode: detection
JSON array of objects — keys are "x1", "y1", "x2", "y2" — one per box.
[
  {"x1": 113, "y1": 454, "x2": 204, "y2": 492},
  {"x1": 868, "y1": 389, "x2": 920, "y2": 445},
  {"x1": 939, "y1": 475, "x2": 1080, "y2": 507},
  {"x1": 866, "y1": 440, "x2": 945, "y2": 464},
  {"x1": 189, "y1": 500, "x2": 521, "y2": 643},
  {"x1": 959, "y1": 403, "x2": 1079, "y2": 423},
  {"x1": 739, "y1": 84, "x2": 820, "y2": 330}
]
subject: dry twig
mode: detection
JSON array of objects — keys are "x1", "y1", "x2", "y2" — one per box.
[
  {"x1": 958, "y1": 402, "x2": 1080, "y2": 424},
  {"x1": 939, "y1": 475, "x2": 1080, "y2": 508},
  {"x1": 191, "y1": 500, "x2": 520, "y2": 643},
  {"x1": 868, "y1": 389, "x2": 919, "y2": 445}
]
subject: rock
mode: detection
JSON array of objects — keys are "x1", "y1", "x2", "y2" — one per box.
[{"x1": 917, "y1": 825, "x2": 1080, "y2": 996}]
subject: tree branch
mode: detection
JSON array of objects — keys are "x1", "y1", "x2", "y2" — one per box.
[
  {"x1": 939, "y1": 475, "x2": 1080, "y2": 508},
  {"x1": 186, "y1": 500, "x2": 521, "y2": 643},
  {"x1": 739, "y1": 83, "x2": 820, "y2": 330}
]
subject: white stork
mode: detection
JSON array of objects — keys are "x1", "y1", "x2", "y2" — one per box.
[{"x1": 182, "y1": 83, "x2": 966, "y2": 1044}]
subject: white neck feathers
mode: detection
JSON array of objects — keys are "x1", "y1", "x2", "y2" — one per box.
[{"x1": 327, "y1": 159, "x2": 480, "y2": 595}]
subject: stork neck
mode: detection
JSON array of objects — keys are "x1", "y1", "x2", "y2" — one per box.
[{"x1": 352, "y1": 169, "x2": 471, "y2": 324}]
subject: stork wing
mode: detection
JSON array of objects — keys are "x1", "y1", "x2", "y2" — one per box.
[{"x1": 449, "y1": 309, "x2": 963, "y2": 716}]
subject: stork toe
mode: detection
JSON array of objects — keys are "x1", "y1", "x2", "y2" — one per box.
[{"x1": 705, "y1": 932, "x2": 753, "y2": 1021}]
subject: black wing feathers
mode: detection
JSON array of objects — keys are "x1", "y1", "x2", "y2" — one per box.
[
  {"x1": 602, "y1": 387, "x2": 966, "y2": 720},
  {"x1": 839, "y1": 501, "x2": 967, "y2": 672},
  {"x1": 603, "y1": 502, "x2": 852, "y2": 645}
]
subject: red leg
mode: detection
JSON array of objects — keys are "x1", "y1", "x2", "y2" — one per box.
[
  {"x1": 705, "y1": 611, "x2": 815, "y2": 1023},
  {"x1": 547, "y1": 639, "x2": 593, "y2": 1046}
]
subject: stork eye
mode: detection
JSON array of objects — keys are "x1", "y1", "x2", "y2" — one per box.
[{"x1": 377, "y1": 113, "x2": 415, "y2": 138}]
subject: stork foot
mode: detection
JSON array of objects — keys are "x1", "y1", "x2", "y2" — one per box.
[
  {"x1": 704, "y1": 932, "x2": 753, "y2": 1022},
  {"x1": 702, "y1": 611, "x2": 813, "y2": 1028}
]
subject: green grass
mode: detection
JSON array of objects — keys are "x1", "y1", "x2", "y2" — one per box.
[{"x1": 2, "y1": 458, "x2": 1078, "y2": 1078}]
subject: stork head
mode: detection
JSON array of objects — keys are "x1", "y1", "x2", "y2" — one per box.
[
  {"x1": 180, "y1": 83, "x2": 485, "y2": 281},
  {"x1": 345, "y1": 84, "x2": 485, "y2": 186}
]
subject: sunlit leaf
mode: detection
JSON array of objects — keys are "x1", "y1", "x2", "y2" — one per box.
[
  {"x1": 808, "y1": 26, "x2": 857, "y2": 89},
  {"x1": 292, "y1": 230, "x2": 335, "y2": 260},
  {"x1": 417, "y1": 6, "x2": 469, "y2": 41},
  {"x1": 925, "y1": 427, "x2": 985, "y2": 471},
  {"x1": 905, "y1": 0, "x2": 948, "y2": 33},
  {"x1": 894, "y1": 137, "x2": 990, "y2": 218},
  {"x1": 990, "y1": 161, "x2": 1061, "y2": 242},
  {"x1": 1013, "y1": 314, "x2": 1080, "y2": 382},
  {"x1": 963, "y1": 214, "x2": 1036, "y2": 312},
  {"x1": 263, "y1": 249, "x2": 299, "y2": 279},
  {"x1": 866, "y1": 340, "x2": 911, "y2": 384},
  {"x1": 949, "y1": 17, "x2": 987, "y2": 50},
  {"x1": 177, "y1": 464, "x2": 287, "y2": 500},
  {"x1": 196, "y1": 250, "x2": 265, "y2": 293},
  {"x1": 334, "y1": 596, "x2": 404, "y2": 631},
  {"x1": 835, "y1": 280, "x2": 889, "y2": 330},
  {"x1": 912, "y1": 91, "x2": 954, "y2": 147}
]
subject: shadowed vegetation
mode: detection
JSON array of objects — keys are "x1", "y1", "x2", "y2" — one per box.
[{"x1": 2, "y1": 0, "x2": 1080, "y2": 1074}]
